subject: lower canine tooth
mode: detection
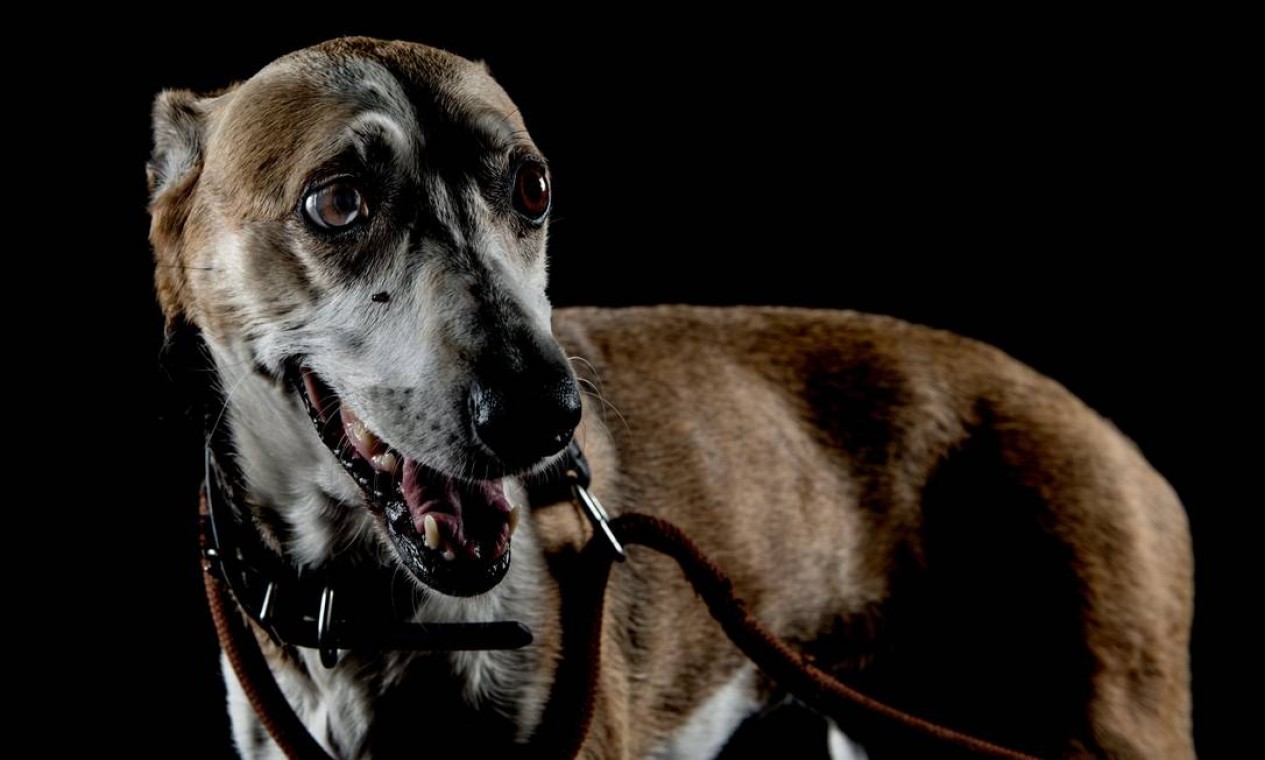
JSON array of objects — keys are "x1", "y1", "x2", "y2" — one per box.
[
  {"x1": 442, "y1": 549, "x2": 456, "y2": 562},
  {"x1": 422, "y1": 514, "x2": 441, "y2": 550}
]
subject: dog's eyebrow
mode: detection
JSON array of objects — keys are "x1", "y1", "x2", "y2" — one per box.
[
  {"x1": 344, "y1": 110, "x2": 417, "y2": 163},
  {"x1": 467, "y1": 108, "x2": 527, "y2": 152}
]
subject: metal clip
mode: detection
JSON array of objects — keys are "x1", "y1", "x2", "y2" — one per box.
[
  {"x1": 570, "y1": 481, "x2": 625, "y2": 562},
  {"x1": 258, "y1": 582, "x2": 277, "y2": 626},
  {"x1": 317, "y1": 586, "x2": 339, "y2": 668}
]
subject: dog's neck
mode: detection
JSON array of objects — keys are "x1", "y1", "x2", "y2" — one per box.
[{"x1": 209, "y1": 339, "x2": 558, "y2": 747}]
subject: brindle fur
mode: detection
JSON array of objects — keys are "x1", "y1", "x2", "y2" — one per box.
[{"x1": 150, "y1": 38, "x2": 1194, "y2": 759}]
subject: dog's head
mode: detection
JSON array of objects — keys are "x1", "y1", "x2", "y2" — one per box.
[{"x1": 149, "y1": 38, "x2": 580, "y2": 596}]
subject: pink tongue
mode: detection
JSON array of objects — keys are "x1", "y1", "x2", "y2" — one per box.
[{"x1": 401, "y1": 457, "x2": 512, "y2": 559}]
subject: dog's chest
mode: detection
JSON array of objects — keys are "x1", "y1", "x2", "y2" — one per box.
[
  {"x1": 240, "y1": 650, "x2": 525, "y2": 759},
  {"x1": 360, "y1": 655, "x2": 521, "y2": 756}
]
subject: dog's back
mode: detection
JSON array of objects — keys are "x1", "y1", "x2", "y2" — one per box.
[{"x1": 550, "y1": 305, "x2": 1193, "y2": 759}]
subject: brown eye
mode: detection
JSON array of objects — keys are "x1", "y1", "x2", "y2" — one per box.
[
  {"x1": 512, "y1": 161, "x2": 550, "y2": 222},
  {"x1": 303, "y1": 182, "x2": 368, "y2": 229}
]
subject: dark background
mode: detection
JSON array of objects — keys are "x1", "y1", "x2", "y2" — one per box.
[{"x1": 58, "y1": 16, "x2": 1243, "y2": 758}]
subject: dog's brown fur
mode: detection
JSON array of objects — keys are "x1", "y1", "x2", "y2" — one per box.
[
  {"x1": 150, "y1": 38, "x2": 1194, "y2": 759},
  {"x1": 548, "y1": 306, "x2": 1193, "y2": 758}
]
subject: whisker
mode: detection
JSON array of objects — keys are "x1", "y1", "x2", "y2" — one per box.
[{"x1": 569, "y1": 355, "x2": 630, "y2": 434}]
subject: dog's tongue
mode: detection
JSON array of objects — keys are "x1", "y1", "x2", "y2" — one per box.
[{"x1": 401, "y1": 457, "x2": 514, "y2": 561}]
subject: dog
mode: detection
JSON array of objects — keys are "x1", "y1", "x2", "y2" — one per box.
[{"x1": 148, "y1": 37, "x2": 1194, "y2": 759}]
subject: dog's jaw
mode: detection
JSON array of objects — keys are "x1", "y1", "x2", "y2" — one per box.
[
  {"x1": 293, "y1": 365, "x2": 521, "y2": 596},
  {"x1": 211, "y1": 333, "x2": 543, "y2": 600},
  {"x1": 213, "y1": 337, "x2": 557, "y2": 742}
]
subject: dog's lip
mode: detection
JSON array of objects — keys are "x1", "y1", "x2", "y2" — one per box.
[{"x1": 294, "y1": 365, "x2": 516, "y2": 596}]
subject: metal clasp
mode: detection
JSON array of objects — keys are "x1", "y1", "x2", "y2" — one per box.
[
  {"x1": 569, "y1": 477, "x2": 625, "y2": 562},
  {"x1": 258, "y1": 582, "x2": 277, "y2": 625}
]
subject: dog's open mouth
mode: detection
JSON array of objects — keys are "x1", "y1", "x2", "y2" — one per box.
[{"x1": 294, "y1": 368, "x2": 515, "y2": 597}]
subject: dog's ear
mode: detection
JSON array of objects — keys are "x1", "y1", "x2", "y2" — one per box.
[
  {"x1": 148, "y1": 89, "x2": 207, "y2": 196},
  {"x1": 148, "y1": 89, "x2": 209, "y2": 333}
]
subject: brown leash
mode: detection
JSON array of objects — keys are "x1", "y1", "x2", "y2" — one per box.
[
  {"x1": 202, "y1": 492, "x2": 1039, "y2": 759},
  {"x1": 201, "y1": 496, "x2": 334, "y2": 760}
]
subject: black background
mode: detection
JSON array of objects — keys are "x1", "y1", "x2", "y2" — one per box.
[{"x1": 59, "y1": 16, "x2": 1243, "y2": 758}]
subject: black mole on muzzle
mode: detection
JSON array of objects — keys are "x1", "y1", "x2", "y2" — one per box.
[{"x1": 469, "y1": 337, "x2": 581, "y2": 469}]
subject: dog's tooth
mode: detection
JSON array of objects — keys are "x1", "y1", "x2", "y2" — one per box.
[
  {"x1": 371, "y1": 451, "x2": 400, "y2": 474},
  {"x1": 422, "y1": 514, "x2": 441, "y2": 551},
  {"x1": 343, "y1": 410, "x2": 383, "y2": 451},
  {"x1": 442, "y1": 549, "x2": 456, "y2": 562},
  {"x1": 507, "y1": 505, "x2": 520, "y2": 537}
]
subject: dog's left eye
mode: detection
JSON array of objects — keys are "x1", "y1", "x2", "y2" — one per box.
[
  {"x1": 304, "y1": 182, "x2": 369, "y2": 230},
  {"x1": 512, "y1": 161, "x2": 551, "y2": 222}
]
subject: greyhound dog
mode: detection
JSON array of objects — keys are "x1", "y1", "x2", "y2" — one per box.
[{"x1": 148, "y1": 37, "x2": 1194, "y2": 759}]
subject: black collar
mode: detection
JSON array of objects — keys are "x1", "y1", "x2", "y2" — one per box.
[{"x1": 201, "y1": 440, "x2": 609, "y2": 666}]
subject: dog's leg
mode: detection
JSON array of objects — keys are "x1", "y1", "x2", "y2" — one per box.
[
  {"x1": 648, "y1": 667, "x2": 762, "y2": 759},
  {"x1": 1074, "y1": 480, "x2": 1196, "y2": 759},
  {"x1": 898, "y1": 409, "x2": 1196, "y2": 759},
  {"x1": 1015, "y1": 420, "x2": 1196, "y2": 758}
]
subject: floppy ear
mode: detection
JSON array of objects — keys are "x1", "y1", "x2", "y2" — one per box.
[
  {"x1": 148, "y1": 89, "x2": 208, "y2": 332},
  {"x1": 147, "y1": 89, "x2": 205, "y2": 197}
]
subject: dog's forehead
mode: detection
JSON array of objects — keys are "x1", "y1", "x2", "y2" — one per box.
[{"x1": 204, "y1": 38, "x2": 527, "y2": 219}]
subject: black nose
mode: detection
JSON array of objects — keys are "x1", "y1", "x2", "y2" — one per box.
[{"x1": 470, "y1": 367, "x2": 581, "y2": 469}]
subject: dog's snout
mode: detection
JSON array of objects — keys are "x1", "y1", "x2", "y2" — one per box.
[{"x1": 470, "y1": 363, "x2": 581, "y2": 469}]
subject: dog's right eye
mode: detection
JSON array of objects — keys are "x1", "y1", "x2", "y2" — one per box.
[{"x1": 303, "y1": 182, "x2": 369, "y2": 230}]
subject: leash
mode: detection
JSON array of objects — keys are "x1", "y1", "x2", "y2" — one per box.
[
  {"x1": 201, "y1": 452, "x2": 1040, "y2": 760},
  {"x1": 202, "y1": 520, "x2": 335, "y2": 760},
  {"x1": 527, "y1": 511, "x2": 1040, "y2": 760}
]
